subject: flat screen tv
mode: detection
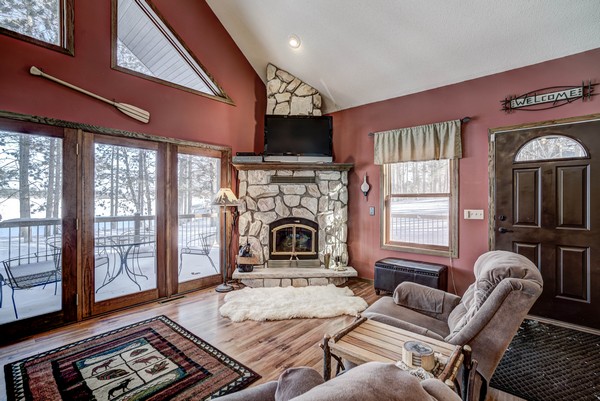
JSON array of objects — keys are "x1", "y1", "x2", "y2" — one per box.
[{"x1": 264, "y1": 115, "x2": 332, "y2": 159}]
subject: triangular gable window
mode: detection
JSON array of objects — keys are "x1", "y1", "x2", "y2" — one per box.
[{"x1": 112, "y1": 0, "x2": 231, "y2": 103}]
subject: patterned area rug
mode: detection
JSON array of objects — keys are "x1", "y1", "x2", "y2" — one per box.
[
  {"x1": 4, "y1": 315, "x2": 260, "y2": 400},
  {"x1": 490, "y1": 319, "x2": 600, "y2": 401}
]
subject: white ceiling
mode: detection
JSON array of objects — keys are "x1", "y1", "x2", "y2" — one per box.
[{"x1": 206, "y1": 0, "x2": 600, "y2": 113}]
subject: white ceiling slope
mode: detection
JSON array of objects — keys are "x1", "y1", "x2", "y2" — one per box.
[{"x1": 206, "y1": 0, "x2": 600, "y2": 113}]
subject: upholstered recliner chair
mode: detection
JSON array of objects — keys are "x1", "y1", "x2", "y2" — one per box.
[
  {"x1": 218, "y1": 362, "x2": 462, "y2": 401},
  {"x1": 362, "y1": 250, "x2": 543, "y2": 399}
]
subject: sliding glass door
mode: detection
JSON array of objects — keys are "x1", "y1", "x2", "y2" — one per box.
[
  {"x1": 0, "y1": 120, "x2": 77, "y2": 340},
  {"x1": 86, "y1": 135, "x2": 162, "y2": 315},
  {"x1": 0, "y1": 115, "x2": 232, "y2": 336},
  {"x1": 93, "y1": 140, "x2": 158, "y2": 301},
  {"x1": 177, "y1": 150, "x2": 222, "y2": 291}
]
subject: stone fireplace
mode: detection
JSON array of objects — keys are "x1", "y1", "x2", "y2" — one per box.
[{"x1": 232, "y1": 163, "x2": 357, "y2": 287}]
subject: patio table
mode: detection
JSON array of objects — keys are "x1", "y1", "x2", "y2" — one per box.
[{"x1": 95, "y1": 233, "x2": 154, "y2": 292}]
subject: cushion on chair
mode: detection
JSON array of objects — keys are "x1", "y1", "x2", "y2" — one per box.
[
  {"x1": 292, "y1": 362, "x2": 460, "y2": 401},
  {"x1": 393, "y1": 282, "x2": 461, "y2": 321},
  {"x1": 446, "y1": 250, "x2": 542, "y2": 340},
  {"x1": 363, "y1": 297, "x2": 450, "y2": 340},
  {"x1": 275, "y1": 366, "x2": 325, "y2": 401}
]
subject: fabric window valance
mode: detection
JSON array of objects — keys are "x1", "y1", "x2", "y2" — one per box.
[{"x1": 373, "y1": 119, "x2": 462, "y2": 164}]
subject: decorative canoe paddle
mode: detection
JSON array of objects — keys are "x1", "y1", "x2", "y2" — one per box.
[{"x1": 29, "y1": 66, "x2": 150, "y2": 124}]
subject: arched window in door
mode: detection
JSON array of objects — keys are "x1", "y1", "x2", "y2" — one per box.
[{"x1": 514, "y1": 135, "x2": 588, "y2": 162}]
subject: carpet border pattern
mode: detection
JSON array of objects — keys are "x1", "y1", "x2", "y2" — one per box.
[{"x1": 4, "y1": 315, "x2": 260, "y2": 401}]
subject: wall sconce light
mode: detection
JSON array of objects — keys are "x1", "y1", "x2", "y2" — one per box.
[{"x1": 361, "y1": 173, "x2": 370, "y2": 199}]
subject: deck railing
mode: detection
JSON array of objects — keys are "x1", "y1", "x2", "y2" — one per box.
[
  {"x1": 389, "y1": 213, "x2": 448, "y2": 246},
  {"x1": 0, "y1": 213, "x2": 219, "y2": 265}
]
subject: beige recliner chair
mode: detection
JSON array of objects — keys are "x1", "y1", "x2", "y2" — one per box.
[
  {"x1": 362, "y1": 250, "x2": 543, "y2": 400},
  {"x1": 218, "y1": 362, "x2": 462, "y2": 401}
]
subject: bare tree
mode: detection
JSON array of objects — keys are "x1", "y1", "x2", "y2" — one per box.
[{"x1": 0, "y1": 0, "x2": 60, "y2": 44}]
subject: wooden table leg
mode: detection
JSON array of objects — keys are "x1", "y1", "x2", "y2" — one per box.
[{"x1": 321, "y1": 334, "x2": 332, "y2": 381}]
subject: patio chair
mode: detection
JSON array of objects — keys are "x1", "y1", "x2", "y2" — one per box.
[
  {"x1": 179, "y1": 232, "x2": 217, "y2": 275},
  {"x1": 2, "y1": 252, "x2": 62, "y2": 319}
]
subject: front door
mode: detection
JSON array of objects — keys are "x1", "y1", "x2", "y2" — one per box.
[{"x1": 493, "y1": 118, "x2": 600, "y2": 329}]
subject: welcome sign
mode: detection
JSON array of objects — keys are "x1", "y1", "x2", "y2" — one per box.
[{"x1": 502, "y1": 81, "x2": 596, "y2": 112}]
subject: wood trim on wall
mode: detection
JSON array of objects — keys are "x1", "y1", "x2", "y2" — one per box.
[{"x1": 0, "y1": 110, "x2": 231, "y2": 153}]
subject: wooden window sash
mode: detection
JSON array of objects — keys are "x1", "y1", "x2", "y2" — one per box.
[{"x1": 0, "y1": 0, "x2": 74, "y2": 55}]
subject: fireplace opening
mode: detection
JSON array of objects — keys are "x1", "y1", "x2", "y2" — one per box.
[{"x1": 269, "y1": 218, "x2": 319, "y2": 266}]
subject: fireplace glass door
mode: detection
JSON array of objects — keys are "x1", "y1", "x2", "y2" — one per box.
[{"x1": 272, "y1": 223, "x2": 316, "y2": 257}]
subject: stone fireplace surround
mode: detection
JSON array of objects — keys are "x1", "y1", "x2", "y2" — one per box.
[{"x1": 232, "y1": 162, "x2": 357, "y2": 287}]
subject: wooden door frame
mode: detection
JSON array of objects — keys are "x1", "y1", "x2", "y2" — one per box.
[
  {"x1": 0, "y1": 110, "x2": 233, "y2": 339},
  {"x1": 488, "y1": 113, "x2": 600, "y2": 250},
  {"x1": 173, "y1": 145, "x2": 230, "y2": 295},
  {"x1": 82, "y1": 133, "x2": 163, "y2": 316},
  {"x1": 0, "y1": 119, "x2": 78, "y2": 342}
]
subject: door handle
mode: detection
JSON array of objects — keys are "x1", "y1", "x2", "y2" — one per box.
[{"x1": 498, "y1": 227, "x2": 514, "y2": 233}]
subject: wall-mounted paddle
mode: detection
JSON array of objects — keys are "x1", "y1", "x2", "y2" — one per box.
[{"x1": 29, "y1": 66, "x2": 150, "y2": 124}]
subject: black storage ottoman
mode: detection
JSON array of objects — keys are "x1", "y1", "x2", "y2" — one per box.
[{"x1": 374, "y1": 258, "x2": 448, "y2": 295}]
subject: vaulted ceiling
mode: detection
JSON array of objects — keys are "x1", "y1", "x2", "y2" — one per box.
[{"x1": 206, "y1": 0, "x2": 600, "y2": 113}]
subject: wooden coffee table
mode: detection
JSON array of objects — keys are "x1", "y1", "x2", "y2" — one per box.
[{"x1": 321, "y1": 316, "x2": 464, "y2": 384}]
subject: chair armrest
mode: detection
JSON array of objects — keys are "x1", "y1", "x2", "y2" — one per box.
[
  {"x1": 216, "y1": 381, "x2": 277, "y2": 401},
  {"x1": 393, "y1": 282, "x2": 461, "y2": 321},
  {"x1": 421, "y1": 378, "x2": 462, "y2": 401},
  {"x1": 365, "y1": 312, "x2": 446, "y2": 341}
]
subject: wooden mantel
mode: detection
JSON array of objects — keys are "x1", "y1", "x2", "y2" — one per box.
[{"x1": 232, "y1": 162, "x2": 354, "y2": 171}]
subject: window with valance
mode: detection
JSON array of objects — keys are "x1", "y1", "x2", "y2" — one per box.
[{"x1": 375, "y1": 119, "x2": 461, "y2": 257}]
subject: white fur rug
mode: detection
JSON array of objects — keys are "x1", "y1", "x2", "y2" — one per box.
[{"x1": 220, "y1": 284, "x2": 368, "y2": 322}]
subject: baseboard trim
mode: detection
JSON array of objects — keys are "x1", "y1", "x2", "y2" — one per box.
[{"x1": 526, "y1": 314, "x2": 600, "y2": 335}]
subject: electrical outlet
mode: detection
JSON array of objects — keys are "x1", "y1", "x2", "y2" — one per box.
[
  {"x1": 369, "y1": 207, "x2": 375, "y2": 216},
  {"x1": 464, "y1": 209, "x2": 484, "y2": 220}
]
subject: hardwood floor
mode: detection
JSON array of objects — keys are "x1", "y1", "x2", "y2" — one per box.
[{"x1": 0, "y1": 279, "x2": 519, "y2": 400}]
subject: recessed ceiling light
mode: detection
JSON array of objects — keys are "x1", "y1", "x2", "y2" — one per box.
[{"x1": 288, "y1": 34, "x2": 301, "y2": 49}]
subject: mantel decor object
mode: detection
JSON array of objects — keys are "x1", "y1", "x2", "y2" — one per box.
[
  {"x1": 237, "y1": 242, "x2": 257, "y2": 272},
  {"x1": 332, "y1": 255, "x2": 347, "y2": 271},
  {"x1": 213, "y1": 187, "x2": 239, "y2": 292}
]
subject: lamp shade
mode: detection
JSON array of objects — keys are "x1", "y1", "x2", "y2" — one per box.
[{"x1": 212, "y1": 188, "x2": 239, "y2": 206}]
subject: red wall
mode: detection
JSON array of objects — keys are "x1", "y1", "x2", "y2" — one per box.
[
  {"x1": 0, "y1": 0, "x2": 265, "y2": 153},
  {"x1": 332, "y1": 48, "x2": 600, "y2": 294}
]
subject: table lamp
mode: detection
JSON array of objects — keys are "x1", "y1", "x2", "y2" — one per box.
[{"x1": 213, "y1": 187, "x2": 239, "y2": 292}]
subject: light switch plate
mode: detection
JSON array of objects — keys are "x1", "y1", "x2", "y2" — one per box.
[
  {"x1": 464, "y1": 209, "x2": 484, "y2": 220},
  {"x1": 369, "y1": 207, "x2": 375, "y2": 216}
]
